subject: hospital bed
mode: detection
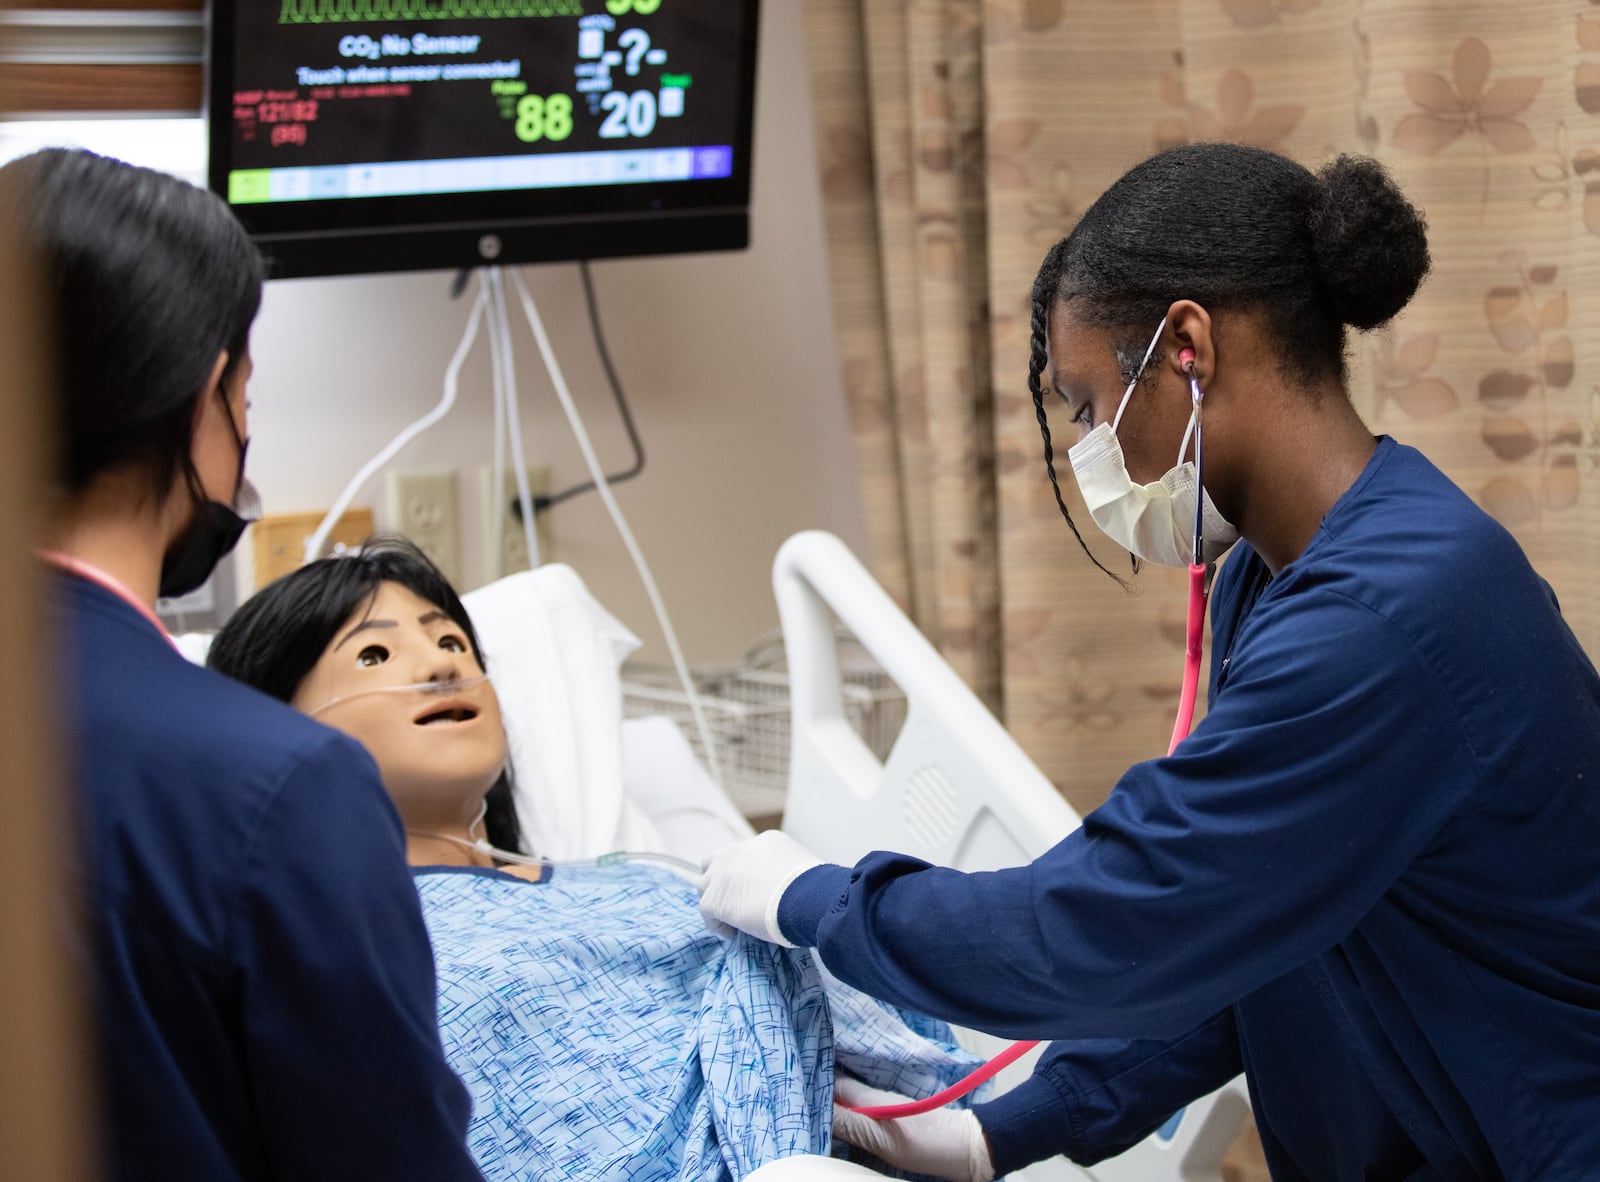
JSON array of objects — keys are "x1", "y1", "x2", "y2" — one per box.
[{"x1": 457, "y1": 530, "x2": 1251, "y2": 1182}]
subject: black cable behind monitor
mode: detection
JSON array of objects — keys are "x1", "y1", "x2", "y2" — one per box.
[{"x1": 511, "y1": 259, "x2": 646, "y2": 522}]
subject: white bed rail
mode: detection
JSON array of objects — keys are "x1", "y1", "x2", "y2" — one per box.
[
  {"x1": 775, "y1": 530, "x2": 1075, "y2": 871},
  {"x1": 771, "y1": 530, "x2": 1248, "y2": 1182}
]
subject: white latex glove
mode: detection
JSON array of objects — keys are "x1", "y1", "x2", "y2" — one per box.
[
  {"x1": 831, "y1": 1078, "x2": 995, "y2": 1182},
  {"x1": 697, "y1": 830, "x2": 824, "y2": 947}
]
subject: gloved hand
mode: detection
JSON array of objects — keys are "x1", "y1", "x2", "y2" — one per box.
[
  {"x1": 697, "y1": 830, "x2": 824, "y2": 947},
  {"x1": 831, "y1": 1077, "x2": 995, "y2": 1182}
]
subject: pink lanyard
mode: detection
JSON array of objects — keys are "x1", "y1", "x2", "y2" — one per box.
[{"x1": 38, "y1": 550, "x2": 178, "y2": 651}]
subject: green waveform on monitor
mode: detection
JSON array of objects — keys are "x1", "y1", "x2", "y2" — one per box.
[{"x1": 279, "y1": 0, "x2": 582, "y2": 23}]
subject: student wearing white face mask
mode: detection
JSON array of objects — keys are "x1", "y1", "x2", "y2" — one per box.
[{"x1": 699, "y1": 143, "x2": 1600, "y2": 1180}]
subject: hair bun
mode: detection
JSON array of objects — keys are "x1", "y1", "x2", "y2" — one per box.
[{"x1": 1307, "y1": 155, "x2": 1431, "y2": 331}]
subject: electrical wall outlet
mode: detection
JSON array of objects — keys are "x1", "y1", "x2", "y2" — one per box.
[
  {"x1": 479, "y1": 464, "x2": 552, "y2": 580},
  {"x1": 388, "y1": 469, "x2": 463, "y2": 586},
  {"x1": 252, "y1": 507, "x2": 376, "y2": 589}
]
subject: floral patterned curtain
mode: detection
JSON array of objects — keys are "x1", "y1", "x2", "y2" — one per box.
[
  {"x1": 804, "y1": 0, "x2": 1004, "y2": 714},
  {"x1": 805, "y1": 0, "x2": 1600, "y2": 828}
]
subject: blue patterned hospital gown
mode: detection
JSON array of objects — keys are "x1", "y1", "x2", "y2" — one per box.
[{"x1": 417, "y1": 863, "x2": 986, "y2": 1182}]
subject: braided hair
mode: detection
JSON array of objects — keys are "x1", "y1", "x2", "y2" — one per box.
[{"x1": 1027, "y1": 238, "x2": 1129, "y2": 583}]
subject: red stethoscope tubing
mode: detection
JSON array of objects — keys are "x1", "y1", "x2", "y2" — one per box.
[
  {"x1": 1169, "y1": 561, "x2": 1209, "y2": 757},
  {"x1": 845, "y1": 358, "x2": 1211, "y2": 1123},
  {"x1": 840, "y1": 1037, "x2": 1043, "y2": 1121}
]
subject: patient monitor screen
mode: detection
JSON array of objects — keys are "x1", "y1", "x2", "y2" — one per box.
[{"x1": 219, "y1": 2, "x2": 750, "y2": 208}]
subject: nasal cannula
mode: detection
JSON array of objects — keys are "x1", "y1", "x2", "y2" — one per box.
[
  {"x1": 306, "y1": 672, "x2": 495, "y2": 718},
  {"x1": 846, "y1": 349, "x2": 1215, "y2": 1122},
  {"x1": 308, "y1": 675, "x2": 702, "y2": 877}
]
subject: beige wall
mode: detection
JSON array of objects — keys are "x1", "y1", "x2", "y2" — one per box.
[{"x1": 237, "y1": 0, "x2": 865, "y2": 666}]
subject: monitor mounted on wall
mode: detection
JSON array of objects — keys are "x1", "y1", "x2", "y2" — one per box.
[{"x1": 206, "y1": 0, "x2": 761, "y2": 279}]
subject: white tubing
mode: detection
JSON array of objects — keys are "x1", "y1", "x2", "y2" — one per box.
[
  {"x1": 487, "y1": 270, "x2": 509, "y2": 578},
  {"x1": 303, "y1": 279, "x2": 490, "y2": 566},
  {"x1": 509, "y1": 266, "x2": 724, "y2": 789},
  {"x1": 487, "y1": 268, "x2": 541, "y2": 568}
]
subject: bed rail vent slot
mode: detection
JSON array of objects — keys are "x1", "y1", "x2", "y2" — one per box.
[{"x1": 902, "y1": 766, "x2": 961, "y2": 855}]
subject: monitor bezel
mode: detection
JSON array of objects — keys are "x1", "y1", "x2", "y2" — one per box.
[{"x1": 203, "y1": 0, "x2": 761, "y2": 278}]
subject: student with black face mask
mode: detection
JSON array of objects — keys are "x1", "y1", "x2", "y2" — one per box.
[{"x1": 7, "y1": 148, "x2": 485, "y2": 1182}]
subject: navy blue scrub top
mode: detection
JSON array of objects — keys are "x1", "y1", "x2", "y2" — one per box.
[
  {"x1": 57, "y1": 573, "x2": 483, "y2": 1180},
  {"x1": 781, "y1": 439, "x2": 1600, "y2": 1180}
]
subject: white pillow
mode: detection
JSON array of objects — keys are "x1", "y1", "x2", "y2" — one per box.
[{"x1": 462, "y1": 564, "x2": 656, "y2": 861}]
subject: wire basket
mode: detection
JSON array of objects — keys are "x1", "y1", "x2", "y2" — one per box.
[{"x1": 621, "y1": 635, "x2": 907, "y2": 819}]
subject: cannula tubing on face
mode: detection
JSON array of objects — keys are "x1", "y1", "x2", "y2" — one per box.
[
  {"x1": 305, "y1": 673, "x2": 493, "y2": 718},
  {"x1": 307, "y1": 678, "x2": 700, "y2": 873}
]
